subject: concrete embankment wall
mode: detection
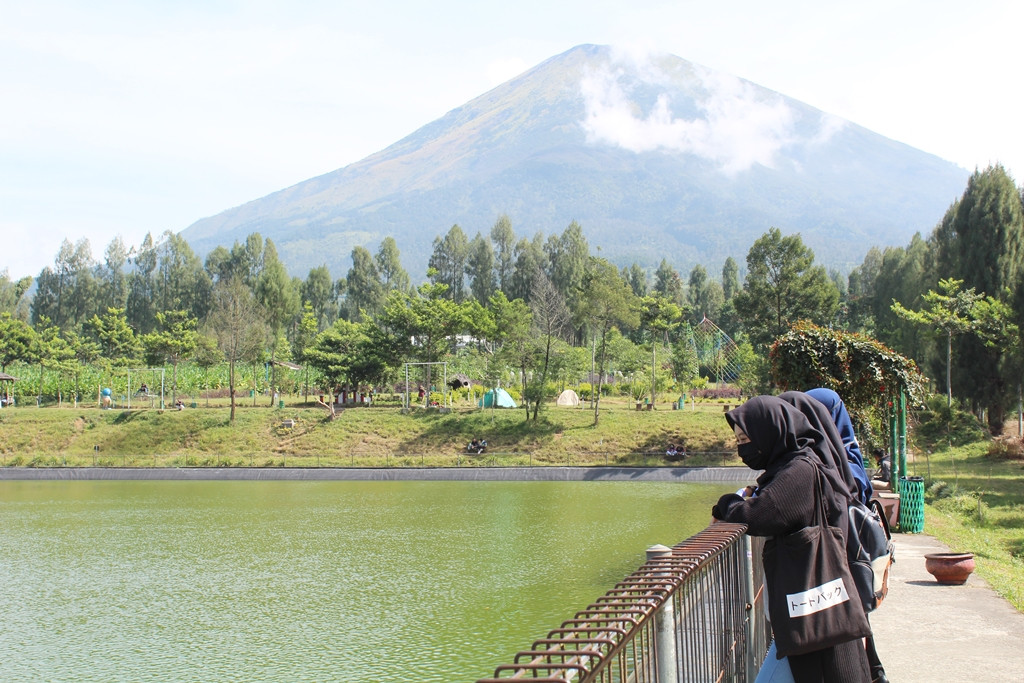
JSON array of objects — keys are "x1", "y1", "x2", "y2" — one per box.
[{"x1": 0, "y1": 466, "x2": 757, "y2": 483}]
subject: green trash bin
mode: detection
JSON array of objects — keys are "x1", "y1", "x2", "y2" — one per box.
[
  {"x1": 898, "y1": 475, "x2": 925, "y2": 533},
  {"x1": 278, "y1": 400, "x2": 284, "y2": 409}
]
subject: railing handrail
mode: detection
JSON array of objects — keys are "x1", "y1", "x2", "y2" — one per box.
[{"x1": 477, "y1": 523, "x2": 767, "y2": 683}]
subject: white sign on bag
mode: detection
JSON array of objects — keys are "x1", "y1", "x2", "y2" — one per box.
[{"x1": 786, "y1": 577, "x2": 851, "y2": 617}]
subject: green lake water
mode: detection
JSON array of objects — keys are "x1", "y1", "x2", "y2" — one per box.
[{"x1": 0, "y1": 479, "x2": 734, "y2": 682}]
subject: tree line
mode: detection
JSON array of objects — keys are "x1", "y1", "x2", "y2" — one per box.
[{"x1": 2, "y1": 164, "x2": 1023, "y2": 429}]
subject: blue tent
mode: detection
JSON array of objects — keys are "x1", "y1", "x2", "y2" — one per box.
[{"x1": 479, "y1": 388, "x2": 517, "y2": 408}]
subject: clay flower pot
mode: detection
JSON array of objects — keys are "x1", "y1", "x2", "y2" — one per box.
[{"x1": 924, "y1": 552, "x2": 976, "y2": 585}]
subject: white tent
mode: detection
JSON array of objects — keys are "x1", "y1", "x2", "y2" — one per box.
[{"x1": 556, "y1": 389, "x2": 580, "y2": 407}]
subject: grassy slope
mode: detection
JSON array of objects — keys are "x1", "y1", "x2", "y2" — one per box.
[{"x1": 0, "y1": 396, "x2": 740, "y2": 468}]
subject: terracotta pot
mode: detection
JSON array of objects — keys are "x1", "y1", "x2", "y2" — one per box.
[{"x1": 924, "y1": 552, "x2": 976, "y2": 585}]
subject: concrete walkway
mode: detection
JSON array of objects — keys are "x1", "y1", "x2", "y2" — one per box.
[{"x1": 869, "y1": 532, "x2": 1024, "y2": 681}]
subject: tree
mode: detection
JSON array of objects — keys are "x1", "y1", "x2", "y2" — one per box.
[
  {"x1": 545, "y1": 221, "x2": 590, "y2": 313},
  {"x1": 653, "y1": 259, "x2": 685, "y2": 307},
  {"x1": 892, "y1": 278, "x2": 986, "y2": 408},
  {"x1": 126, "y1": 232, "x2": 158, "y2": 333},
  {"x1": 733, "y1": 227, "x2": 839, "y2": 349},
  {"x1": 671, "y1": 329, "x2": 700, "y2": 392},
  {"x1": 32, "y1": 317, "x2": 78, "y2": 406},
  {"x1": 489, "y1": 291, "x2": 535, "y2": 421},
  {"x1": 846, "y1": 246, "x2": 883, "y2": 334},
  {"x1": 229, "y1": 233, "x2": 266, "y2": 288},
  {"x1": 528, "y1": 270, "x2": 570, "y2": 420},
  {"x1": 301, "y1": 265, "x2": 336, "y2": 331},
  {"x1": 204, "y1": 245, "x2": 234, "y2": 285},
  {"x1": 428, "y1": 224, "x2": 469, "y2": 302},
  {"x1": 142, "y1": 310, "x2": 200, "y2": 404},
  {"x1": 155, "y1": 231, "x2": 211, "y2": 321},
  {"x1": 0, "y1": 312, "x2": 36, "y2": 373},
  {"x1": 577, "y1": 258, "x2": 640, "y2": 425},
  {"x1": 490, "y1": 215, "x2": 516, "y2": 293},
  {"x1": 627, "y1": 263, "x2": 648, "y2": 297},
  {"x1": 292, "y1": 303, "x2": 319, "y2": 403},
  {"x1": 871, "y1": 236, "x2": 932, "y2": 363},
  {"x1": 508, "y1": 233, "x2": 548, "y2": 303},
  {"x1": 466, "y1": 233, "x2": 496, "y2": 305},
  {"x1": 375, "y1": 237, "x2": 410, "y2": 295},
  {"x1": 207, "y1": 277, "x2": 268, "y2": 421},
  {"x1": 0, "y1": 271, "x2": 32, "y2": 318},
  {"x1": 372, "y1": 276, "x2": 466, "y2": 394},
  {"x1": 192, "y1": 333, "x2": 223, "y2": 407},
  {"x1": 935, "y1": 165, "x2": 1024, "y2": 297},
  {"x1": 98, "y1": 237, "x2": 130, "y2": 312},
  {"x1": 304, "y1": 319, "x2": 368, "y2": 389},
  {"x1": 931, "y1": 165, "x2": 1024, "y2": 426},
  {"x1": 688, "y1": 265, "x2": 724, "y2": 322},
  {"x1": 344, "y1": 246, "x2": 384, "y2": 321},
  {"x1": 640, "y1": 295, "x2": 683, "y2": 406},
  {"x1": 256, "y1": 240, "x2": 300, "y2": 402},
  {"x1": 32, "y1": 238, "x2": 96, "y2": 329},
  {"x1": 86, "y1": 307, "x2": 141, "y2": 366},
  {"x1": 721, "y1": 257, "x2": 740, "y2": 301}
]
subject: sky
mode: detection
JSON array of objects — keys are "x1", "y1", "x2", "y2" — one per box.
[{"x1": 3, "y1": 0, "x2": 1022, "y2": 279}]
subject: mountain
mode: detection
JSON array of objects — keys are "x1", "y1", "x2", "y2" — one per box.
[{"x1": 180, "y1": 44, "x2": 968, "y2": 279}]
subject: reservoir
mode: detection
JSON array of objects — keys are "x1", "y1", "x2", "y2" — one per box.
[{"x1": 0, "y1": 479, "x2": 735, "y2": 682}]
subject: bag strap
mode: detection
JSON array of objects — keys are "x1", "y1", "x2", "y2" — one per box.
[
  {"x1": 869, "y1": 498, "x2": 893, "y2": 539},
  {"x1": 802, "y1": 455, "x2": 829, "y2": 530}
]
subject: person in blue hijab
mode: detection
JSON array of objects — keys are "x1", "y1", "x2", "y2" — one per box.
[{"x1": 806, "y1": 388, "x2": 873, "y2": 505}]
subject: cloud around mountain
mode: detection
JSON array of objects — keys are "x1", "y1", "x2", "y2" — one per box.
[
  {"x1": 580, "y1": 48, "x2": 847, "y2": 175},
  {"x1": 180, "y1": 44, "x2": 965, "y2": 280}
]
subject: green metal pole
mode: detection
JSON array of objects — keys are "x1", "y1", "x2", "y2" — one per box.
[
  {"x1": 889, "y1": 401, "x2": 899, "y2": 494},
  {"x1": 899, "y1": 390, "x2": 908, "y2": 483}
]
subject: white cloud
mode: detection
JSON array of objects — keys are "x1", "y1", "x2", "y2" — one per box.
[{"x1": 580, "y1": 52, "x2": 799, "y2": 174}]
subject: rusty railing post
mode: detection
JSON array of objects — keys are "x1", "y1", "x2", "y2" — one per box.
[
  {"x1": 647, "y1": 544, "x2": 679, "y2": 683},
  {"x1": 742, "y1": 534, "x2": 758, "y2": 682}
]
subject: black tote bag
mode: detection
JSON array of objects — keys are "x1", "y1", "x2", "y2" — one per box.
[{"x1": 764, "y1": 458, "x2": 872, "y2": 658}]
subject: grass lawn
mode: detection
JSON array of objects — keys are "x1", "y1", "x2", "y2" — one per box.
[
  {"x1": 905, "y1": 439, "x2": 1024, "y2": 612},
  {"x1": 0, "y1": 395, "x2": 742, "y2": 468}
]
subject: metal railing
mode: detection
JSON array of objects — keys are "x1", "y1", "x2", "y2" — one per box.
[{"x1": 477, "y1": 523, "x2": 768, "y2": 683}]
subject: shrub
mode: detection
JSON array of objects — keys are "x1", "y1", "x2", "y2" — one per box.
[
  {"x1": 926, "y1": 480, "x2": 956, "y2": 502},
  {"x1": 934, "y1": 491, "x2": 989, "y2": 523},
  {"x1": 988, "y1": 436, "x2": 1024, "y2": 460},
  {"x1": 689, "y1": 386, "x2": 741, "y2": 400},
  {"x1": 914, "y1": 395, "x2": 986, "y2": 449}
]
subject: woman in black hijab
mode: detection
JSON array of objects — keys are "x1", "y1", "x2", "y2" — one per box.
[
  {"x1": 777, "y1": 390, "x2": 860, "y2": 503},
  {"x1": 712, "y1": 395, "x2": 870, "y2": 683}
]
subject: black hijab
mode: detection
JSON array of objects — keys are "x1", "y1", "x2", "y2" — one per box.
[
  {"x1": 777, "y1": 390, "x2": 859, "y2": 503},
  {"x1": 725, "y1": 395, "x2": 821, "y2": 478}
]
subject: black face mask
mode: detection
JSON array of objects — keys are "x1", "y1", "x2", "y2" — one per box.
[{"x1": 738, "y1": 441, "x2": 768, "y2": 470}]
